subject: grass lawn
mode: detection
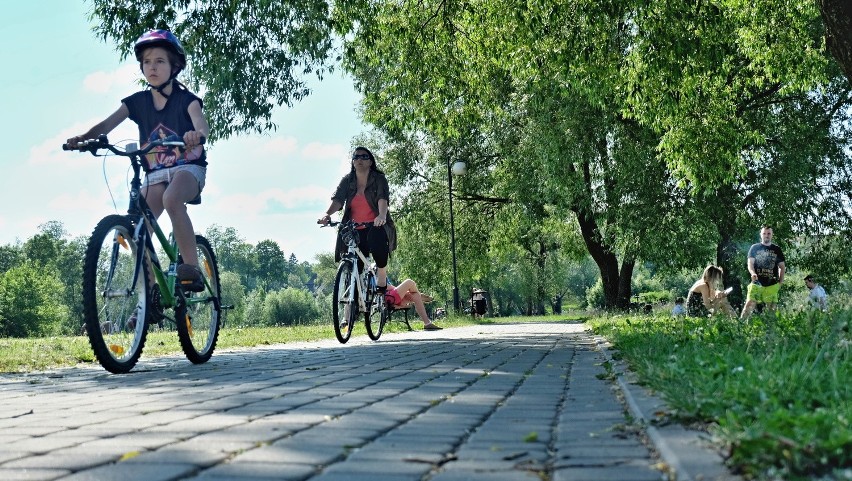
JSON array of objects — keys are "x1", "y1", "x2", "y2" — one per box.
[{"x1": 590, "y1": 309, "x2": 851, "y2": 481}]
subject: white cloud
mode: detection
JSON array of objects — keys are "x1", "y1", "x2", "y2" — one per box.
[
  {"x1": 301, "y1": 142, "x2": 348, "y2": 160},
  {"x1": 29, "y1": 114, "x2": 139, "y2": 168},
  {"x1": 266, "y1": 185, "x2": 331, "y2": 209},
  {"x1": 82, "y1": 64, "x2": 139, "y2": 94},
  {"x1": 211, "y1": 185, "x2": 328, "y2": 216},
  {"x1": 257, "y1": 137, "x2": 298, "y2": 155},
  {"x1": 47, "y1": 189, "x2": 117, "y2": 213}
]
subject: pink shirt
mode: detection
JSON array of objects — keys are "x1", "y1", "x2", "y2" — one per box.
[
  {"x1": 385, "y1": 288, "x2": 403, "y2": 307},
  {"x1": 350, "y1": 193, "x2": 375, "y2": 228}
]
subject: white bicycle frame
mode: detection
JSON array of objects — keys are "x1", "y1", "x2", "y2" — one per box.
[{"x1": 339, "y1": 226, "x2": 375, "y2": 313}]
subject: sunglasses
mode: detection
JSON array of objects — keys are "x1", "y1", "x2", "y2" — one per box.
[{"x1": 352, "y1": 153, "x2": 371, "y2": 160}]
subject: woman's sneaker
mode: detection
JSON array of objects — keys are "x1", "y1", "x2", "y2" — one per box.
[{"x1": 177, "y1": 264, "x2": 204, "y2": 292}]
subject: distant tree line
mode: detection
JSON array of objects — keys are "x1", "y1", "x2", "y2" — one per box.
[{"x1": 0, "y1": 221, "x2": 327, "y2": 338}]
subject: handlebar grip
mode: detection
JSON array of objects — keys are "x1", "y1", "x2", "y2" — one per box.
[{"x1": 62, "y1": 135, "x2": 108, "y2": 152}]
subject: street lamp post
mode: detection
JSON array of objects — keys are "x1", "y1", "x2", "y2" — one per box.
[{"x1": 448, "y1": 159, "x2": 466, "y2": 312}]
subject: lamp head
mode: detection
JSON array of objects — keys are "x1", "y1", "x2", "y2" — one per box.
[{"x1": 451, "y1": 161, "x2": 467, "y2": 176}]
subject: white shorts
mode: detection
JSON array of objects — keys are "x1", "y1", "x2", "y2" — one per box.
[{"x1": 144, "y1": 164, "x2": 206, "y2": 192}]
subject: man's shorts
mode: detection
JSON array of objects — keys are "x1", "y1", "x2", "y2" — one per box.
[{"x1": 746, "y1": 282, "x2": 781, "y2": 304}]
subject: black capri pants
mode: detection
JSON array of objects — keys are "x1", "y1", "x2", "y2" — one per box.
[{"x1": 352, "y1": 225, "x2": 389, "y2": 270}]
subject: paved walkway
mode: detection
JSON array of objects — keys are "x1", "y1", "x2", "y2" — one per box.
[{"x1": 0, "y1": 322, "x2": 734, "y2": 481}]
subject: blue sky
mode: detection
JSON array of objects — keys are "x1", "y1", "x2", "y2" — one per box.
[{"x1": 0, "y1": 1, "x2": 366, "y2": 262}]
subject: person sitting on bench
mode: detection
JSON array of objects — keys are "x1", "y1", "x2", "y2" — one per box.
[{"x1": 384, "y1": 279, "x2": 443, "y2": 331}]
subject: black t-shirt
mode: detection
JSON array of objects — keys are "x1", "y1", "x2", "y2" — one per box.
[
  {"x1": 748, "y1": 243, "x2": 785, "y2": 286},
  {"x1": 123, "y1": 87, "x2": 207, "y2": 172}
]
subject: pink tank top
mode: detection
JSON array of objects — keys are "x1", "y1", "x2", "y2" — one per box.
[{"x1": 350, "y1": 193, "x2": 375, "y2": 228}]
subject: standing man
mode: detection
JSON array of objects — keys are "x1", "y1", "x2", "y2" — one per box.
[
  {"x1": 804, "y1": 275, "x2": 828, "y2": 311},
  {"x1": 740, "y1": 225, "x2": 786, "y2": 319}
]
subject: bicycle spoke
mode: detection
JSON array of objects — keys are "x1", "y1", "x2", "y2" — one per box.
[
  {"x1": 82, "y1": 216, "x2": 148, "y2": 374},
  {"x1": 175, "y1": 235, "x2": 221, "y2": 364}
]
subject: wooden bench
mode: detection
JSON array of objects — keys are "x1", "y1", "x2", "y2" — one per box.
[{"x1": 386, "y1": 305, "x2": 415, "y2": 331}]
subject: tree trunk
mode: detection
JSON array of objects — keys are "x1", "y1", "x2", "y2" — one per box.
[
  {"x1": 617, "y1": 260, "x2": 635, "y2": 309},
  {"x1": 575, "y1": 210, "x2": 623, "y2": 309},
  {"x1": 819, "y1": 0, "x2": 852, "y2": 84},
  {"x1": 535, "y1": 241, "x2": 549, "y2": 314},
  {"x1": 713, "y1": 187, "x2": 744, "y2": 309},
  {"x1": 551, "y1": 294, "x2": 563, "y2": 314},
  {"x1": 717, "y1": 230, "x2": 743, "y2": 309}
]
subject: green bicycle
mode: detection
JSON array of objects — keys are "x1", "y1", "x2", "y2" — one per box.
[{"x1": 64, "y1": 135, "x2": 223, "y2": 374}]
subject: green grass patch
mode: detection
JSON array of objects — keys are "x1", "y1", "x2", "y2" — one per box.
[{"x1": 590, "y1": 310, "x2": 851, "y2": 480}]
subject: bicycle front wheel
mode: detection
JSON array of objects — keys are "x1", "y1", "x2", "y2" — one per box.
[
  {"x1": 82, "y1": 215, "x2": 148, "y2": 374},
  {"x1": 332, "y1": 262, "x2": 357, "y2": 343},
  {"x1": 175, "y1": 235, "x2": 222, "y2": 364}
]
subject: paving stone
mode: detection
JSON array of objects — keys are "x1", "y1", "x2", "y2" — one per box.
[
  {"x1": 0, "y1": 467, "x2": 70, "y2": 481},
  {"x1": 0, "y1": 324, "x2": 736, "y2": 480}
]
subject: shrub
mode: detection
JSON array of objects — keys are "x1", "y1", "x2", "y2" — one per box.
[
  {"x1": 0, "y1": 262, "x2": 68, "y2": 337},
  {"x1": 262, "y1": 287, "x2": 321, "y2": 326}
]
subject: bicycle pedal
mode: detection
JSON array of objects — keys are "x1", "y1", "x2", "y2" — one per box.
[{"x1": 180, "y1": 279, "x2": 205, "y2": 292}]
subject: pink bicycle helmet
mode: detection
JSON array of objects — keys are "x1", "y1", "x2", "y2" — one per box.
[{"x1": 134, "y1": 29, "x2": 186, "y2": 72}]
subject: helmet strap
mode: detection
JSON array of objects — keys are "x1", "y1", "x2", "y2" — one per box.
[{"x1": 148, "y1": 75, "x2": 175, "y2": 98}]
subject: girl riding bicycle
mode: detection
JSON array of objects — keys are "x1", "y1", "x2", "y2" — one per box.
[
  {"x1": 318, "y1": 147, "x2": 397, "y2": 293},
  {"x1": 66, "y1": 29, "x2": 209, "y2": 291}
]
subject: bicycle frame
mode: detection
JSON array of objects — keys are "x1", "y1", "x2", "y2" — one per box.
[
  {"x1": 340, "y1": 234, "x2": 375, "y2": 313},
  {"x1": 121, "y1": 145, "x2": 211, "y2": 312},
  {"x1": 117, "y1": 153, "x2": 173, "y2": 310}
]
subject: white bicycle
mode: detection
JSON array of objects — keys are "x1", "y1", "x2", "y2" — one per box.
[{"x1": 322, "y1": 220, "x2": 387, "y2": 343}]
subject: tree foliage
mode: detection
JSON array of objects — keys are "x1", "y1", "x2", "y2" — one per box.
[
  {"x1": 819, "y1": 0, "x2": 852, "y2": 84},
  {"x1": 82, "y1": 1, "x2": 852, "y2": 311},
  {"x1": 0, "y1": 262, "x2": 68, "y2": 338},
  {"x1": 89, "y1": 0, "x2": 341, "y2": 140},
  {"x1": 0, "y1": 244, "x2": 23, "y2": 275},
  {"x1": 205, "y1": 224, "x2": 259, "y2": 289},
  {"x1": 337, "y1": 0, "x2": 852, "y2": 307},
  {"x1": 255, "y1": 239, "x2": 287, "y2": 290}
]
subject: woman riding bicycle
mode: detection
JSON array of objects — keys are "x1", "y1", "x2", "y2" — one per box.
[
  {"x1": 318, "y1": 147, "x2": 397, "y2": 293},
  {"x1": 65, "y1": 29, "x2": 209, "y2": 291}
]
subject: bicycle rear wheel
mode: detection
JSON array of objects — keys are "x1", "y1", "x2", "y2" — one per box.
[
  {"x1": 82, "y1": 215, "x2": 148, "y2": 374},
  {"x1": 332, "y1": 262, "x2": 357, "y2": 343},
  {"x1": 175, "y1": 235, "x2": 222, "y2": 364}
]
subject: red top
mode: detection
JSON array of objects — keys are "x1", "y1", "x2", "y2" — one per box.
[
  {"x1": 385, "y1": 288, "x2": 403, "y2": 307},
  {"x1": 350, "y1": 193, "x2": 375, "y2": 228}
]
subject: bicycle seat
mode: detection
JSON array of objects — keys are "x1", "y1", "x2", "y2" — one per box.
[{"x1": 187, "y1": 195, "x2": 201, "y2": 205}]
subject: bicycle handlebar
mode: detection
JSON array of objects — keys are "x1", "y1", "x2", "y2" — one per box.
[
  {"x1": 62, "y1": 134, "x2": 205, "y2": 157},
  {"x1": 321, "y1": 220, "x2": 374, "y2": 229}
]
